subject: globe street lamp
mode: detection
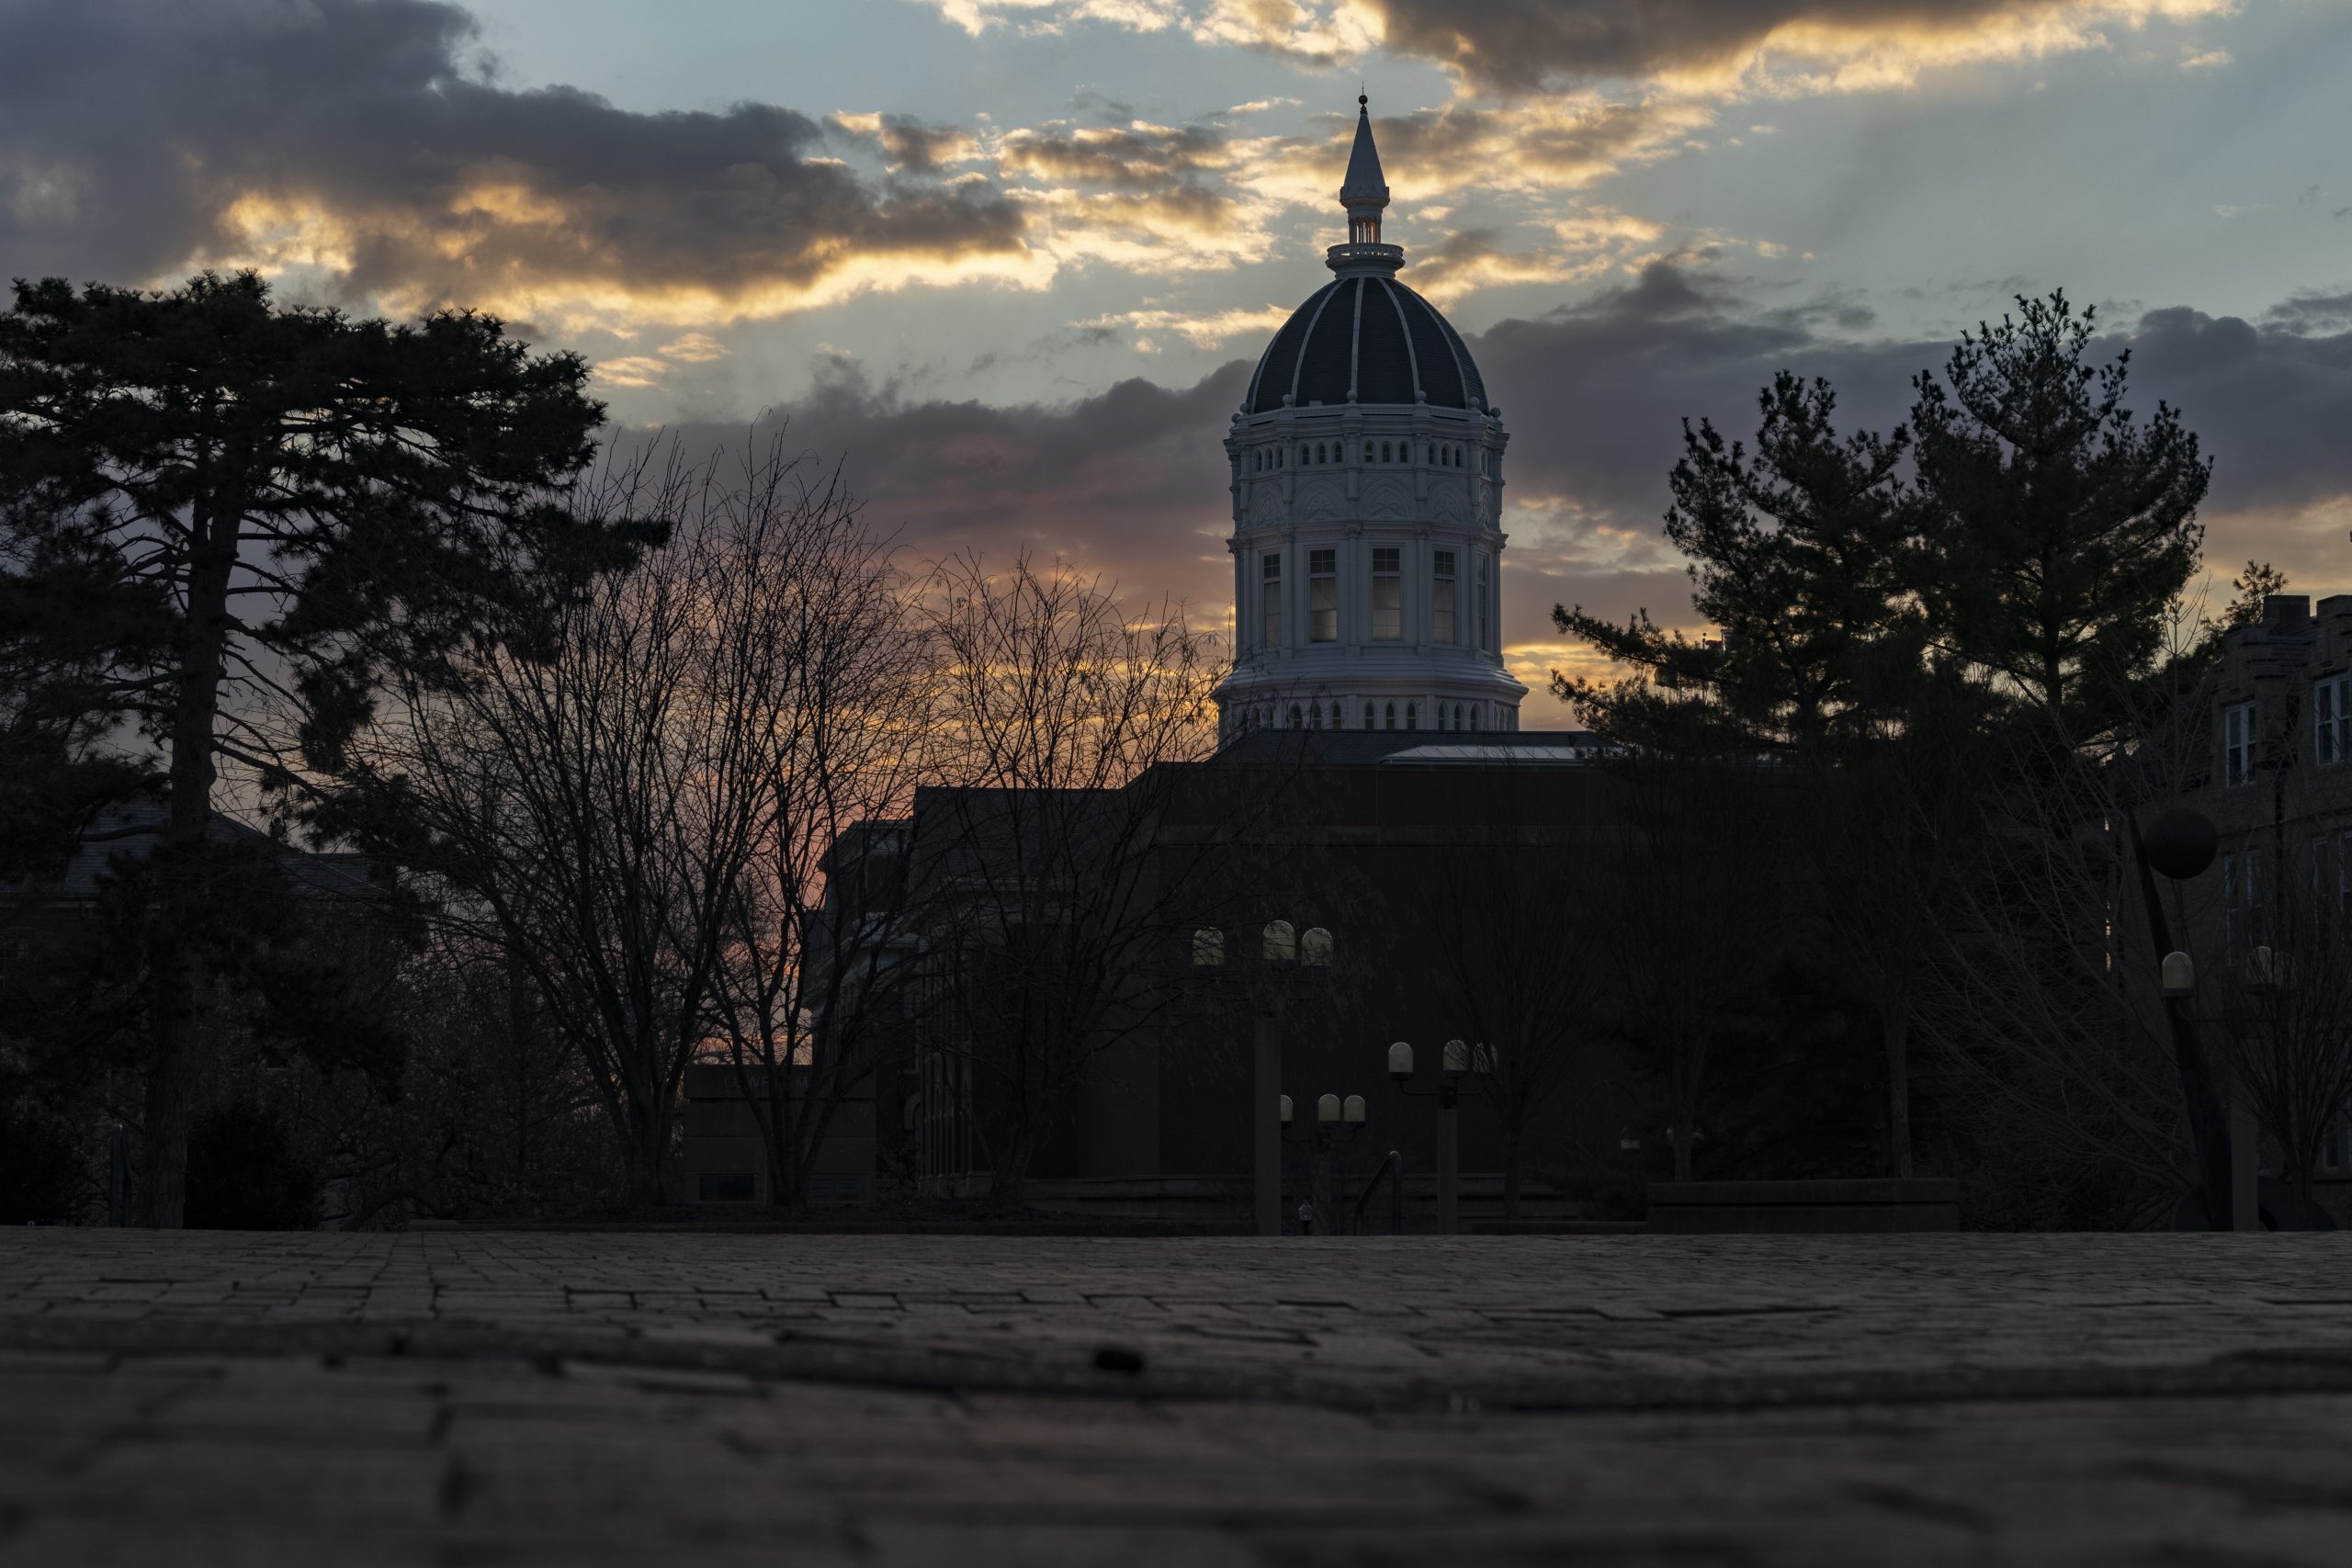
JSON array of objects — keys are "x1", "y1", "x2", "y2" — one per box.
[{"x1": 1387, "y1": 1038, "x2": 1487, "y2": 1234}]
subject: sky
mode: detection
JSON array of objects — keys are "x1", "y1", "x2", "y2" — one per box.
[{"x1": 5, "y1": 0, "x2": 2350, "y2": 724}]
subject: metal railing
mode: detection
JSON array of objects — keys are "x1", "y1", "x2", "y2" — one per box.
[{"x1": 1348, "y1": 1149, "x2": 1405, "y2": 1235}]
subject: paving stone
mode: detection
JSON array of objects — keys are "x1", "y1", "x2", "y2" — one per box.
[{"x1": 5, "y1": 1231, "x2": 2352, "y2": 1563}]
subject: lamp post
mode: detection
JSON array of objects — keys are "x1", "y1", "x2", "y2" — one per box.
[
  {"x1": 2129, "y1": 805, "x2": 2238, "y2": 1230},
  {"x1": 1388, "y1": 1038, "x2": 1486, "y2": 1234},
  {"x1": 1251, "y1": 921, "x2": 1333, "y2": 1237},
  {"x1": 1279, "y1": 1088, "x2": 1365, "y2": 1234}
]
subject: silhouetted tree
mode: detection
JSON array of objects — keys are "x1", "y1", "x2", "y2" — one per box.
[
  {"x1": 908, "y1": 552, "x2": 1227, "y2": 1210},
  {"x1": 1911, "y1": 290, "x2": 2211, "y2": 735},
  {"x1": 0, "y1": 271, "x2": 652, "y2": 1225}
]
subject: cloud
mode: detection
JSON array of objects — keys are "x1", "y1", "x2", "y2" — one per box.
[
  {"x1": 1365, "y1": 0, "x2": 2240, "y2": 94},
  {"x1": 0, "y1": 0, "x2": 1035, "y2": 328},
  {"x1": 661, "y1": 354, "x2": 1255, "y2": 604},
  {"x1": 1074, "y1": 303, "x2": 1299, "y2": 348},
  {"x1": 706, "y1": 264, "x2": 2352, "y2": 723},
  {"x1": 830, "y1": 112, "x2": 987, "y2": 172}
]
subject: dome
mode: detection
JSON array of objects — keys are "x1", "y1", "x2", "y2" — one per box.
[{"x1": 1241, "y1": 276, "x2": 1487, "y2": 417}]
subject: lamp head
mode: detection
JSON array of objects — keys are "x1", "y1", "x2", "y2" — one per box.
[
  {"x1": 1387, "y1": 1041, "x2": 1413, "y2": 1083},
  {"x1": 1280, "y1": 1093, "x2": 1294, "y2": 1127},
  {"x1": 1342, "y1": 1093, "x2": 1366, "y2": 1124},
  {"x1": 1317, "y1": 1092, "x2": 1340, "y2": 1125},
  {"x1": 2161, "y1": 950, "x2": 2195, "y2": 998}
]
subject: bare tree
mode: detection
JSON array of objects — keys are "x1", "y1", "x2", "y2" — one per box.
[
  {"x1": 1601, "y1": 718, "x2": 1784, "y2": 1183},
  {"x1": 334, "y1": 445, "x2": 818, "y2": 1206},
  {"x1": 696, "y1": 453, "x2": 933, "y2": 1209},
  {"x1": 906, "y1": 551, "x2": 1227, "y2": 1209},
  {"x1": 1419, "y1": 762, "x2": 1603, "y2": 1217}
]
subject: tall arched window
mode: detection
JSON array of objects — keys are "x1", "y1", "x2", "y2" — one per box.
[
  {"x1": 1385, "y1": 703, "x2": 1396, "y2": 729},
  {"x1": 1438, "y1": 706, "x2": 1450, "y2": 731},
  {"x1": 1364, "y1": 703, "x2": 1376, "y2": 728},
  {"x1": 1468, "y1": 706, "x2": 1480, "y2": 732},
  {"x1": 1288, "y1": 705, "x2": 1303, "y2": 728},
  {"x1": 1381, "y1": 441, "x2": 1393, "y2": 462},
  {"x1": 1315, "y1": 442, "x2": 1326, "y2": 463},
  {"x1": 1407, "y1": 703, "x2": 1418, "y2": 730},
  {"x1": 1329, "y1": 703, "x2": 1341, "y2": 728}
]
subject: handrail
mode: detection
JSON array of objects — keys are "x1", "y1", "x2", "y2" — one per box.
[{"x1": 1350, "y1": 1149, "x2": 1405, "y2": 1235}]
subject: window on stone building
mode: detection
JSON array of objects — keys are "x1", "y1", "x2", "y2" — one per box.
[
  {"x1": 2317, "y1": 676, "x2": 2347, "y2": 764},
  {"x1": 1261, "y1": 552, "x2": 1283, "y2": 648},
  {"x1": 1381, "y1": 441, "x2": 1393, "y2": 462},
  {"x1": 1467, "y1": 706, "x2": 1480, "y2": 732},
  {"x1": 1432, "y1": 550, "x2": 1457, "y2": 644},
  {"x1": 1406, "y1": 703, "x2": 1418, "y2": 730},
  {"x1": 1476, "y1": 555, "x2": 1492, "y2": 651},
  {"x1": 1309, "y1": 548, "x2": 1337, "y2": 642},
  {"x1": 1288, "y1": 705, "x2": 1303, "y2": 728},
  {"x1": 2223, "y1": 700, "x2": 2256, "y2": 786},
  {"x1": 1371, "y1": 547, "x2": 1402, "y2": 639},
  {"x1": 1385, "y1": 702, "x2": 1396, "y2": 729},
  {"x1": 1364, "y1": 702, "x2": 1376, "y2": 728}
]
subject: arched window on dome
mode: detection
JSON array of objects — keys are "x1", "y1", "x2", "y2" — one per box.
[
  {"x1": 1467, "y1": 706, "x2": 1479, "y2": 732},
  {"x1": 1329, "y1": 703, "x2": 1340, "y2": 728},
  {"x1": 1307, "y1": 705, "x2": 1320, "y2": 730},
  {"x1": 1438, "y1": 706, "x2": 1450, "y2": 731},
  {"x1": 1288, "y1": 705, "x2": 1303, "y2": 728},
  {"x1": 1406, "y1": 703, "x2": 1418, "y2": 730},
  {"x1": 1363, "y1": 703, "x2": 1375, "y2": 728},
  {"x1": 1384, "y1": 702, "x2": 1396, "y2": 730}
]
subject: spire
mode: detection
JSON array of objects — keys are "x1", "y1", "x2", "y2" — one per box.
[
  {"x1": 1340, "y1": 96, "x2": 1387, "y2": 209},
  {"x1": 1329, "y1": 95, "x2": 1403, "y2": 276}
]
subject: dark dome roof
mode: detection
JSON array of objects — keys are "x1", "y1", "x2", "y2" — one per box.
[{"x1": 1242, "y1": 276, "x2": 1487, "y2": 416}]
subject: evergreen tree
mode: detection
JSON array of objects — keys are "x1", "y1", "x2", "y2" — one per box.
[
  {"x1": 1555, "y1": 371, "x2": 1921, "y2": 752},
  {"x1": 1909, "y1": 290, "x2": 2210, "y2": 735},
  {"x1": 0, "y1": 271, "x2": 658, "y2": 1225}
]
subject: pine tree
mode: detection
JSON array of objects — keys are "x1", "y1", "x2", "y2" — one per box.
[
  {"x1": 1909, "y1": 290, "x2": 2210, "y2": 736},
  {"x1": 0, "y1": 271, "x2": 660, "y2": 1225}
]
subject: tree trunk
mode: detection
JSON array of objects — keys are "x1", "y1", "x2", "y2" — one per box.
[
  {"x1": 1855, "y1": 1008, "x2": 1891, "y2": 1178},
  {"x1": 136, "y1": 502, "x2": 236, "y2": 1228},
  {"x1": 1883, "y1": 1007, "x2": 1915, "y2": 1180}
]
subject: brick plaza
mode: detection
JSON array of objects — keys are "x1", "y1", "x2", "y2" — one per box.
[{"x1": 5, "y1": 1231, "x2": 2351, "y2": 1563}]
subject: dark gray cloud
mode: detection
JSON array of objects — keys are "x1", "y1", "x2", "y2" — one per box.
[
  {"x1": 0, "y1": 0, "x2": 1023, "y2": 310},
  {"x1": 699, "y1": 263, "x2": 2352, "y2": 682},
  {"x1": 1365, "y1": 0, "x2": 2183, "y2": 91},
  {"x1": 663, "y1": 354, "x2": 1254, "y2": 605}
]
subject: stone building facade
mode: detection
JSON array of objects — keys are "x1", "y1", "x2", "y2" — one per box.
[{"x1": 2166, "y1": 592, "x2": 2352, "y2": 1213}]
